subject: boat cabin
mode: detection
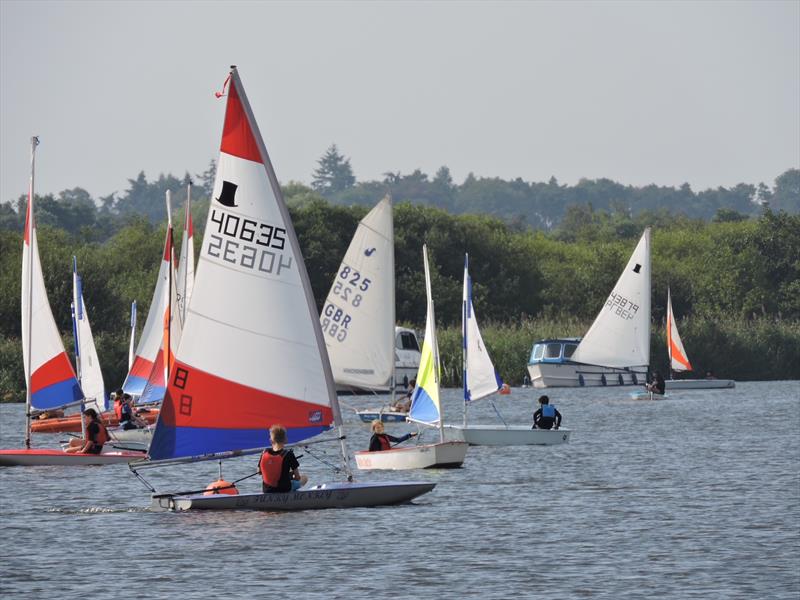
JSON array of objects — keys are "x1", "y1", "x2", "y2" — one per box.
[{"x1": 528, "y1": 338, "x2": 581, "y2": 365}]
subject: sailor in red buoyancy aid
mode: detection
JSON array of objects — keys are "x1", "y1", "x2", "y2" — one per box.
[
  {"x1": 64, "y1": 408, "x2": 110, "y2": 454},
  {"x1": 259, "y1": 424, "x2": 308, "y2": 493},
  {"x1": 368, "y1": 420, "x2": 416, "y2": 451}
]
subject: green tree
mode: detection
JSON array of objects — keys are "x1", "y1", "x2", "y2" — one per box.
[{"x1": 311, "y1": 145, "x2": 356, "y2": 196}]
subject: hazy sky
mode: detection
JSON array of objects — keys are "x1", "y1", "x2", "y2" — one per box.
[{"x1": 1, "y1": 1, "x2": 798, "y2": 205}]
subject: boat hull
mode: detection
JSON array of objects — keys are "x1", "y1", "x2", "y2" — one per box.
[
  {"x1": 108, "y1": 427, "x2": 153, "y2": 445},
  {"x1": 0, "y1": 448, "x2": 145, "y2": 467},
  {"x1": 151, "y1": 480, "x2": 436, "y2": 512},
  {"x1": 354, "y1": 441, "x2": 467, "y2": 470},
  {"x1": 356, "y1": 409, "x2": 408, "y2": 423},
  {"x1": 528, "y1": 362, "x2": 647, "y2": 389},
  {"x1": 665, "y1": 379, "x2": 735, "y2": 390},
  {"x1": 443, "y1": 425, "x2": 571, "y2": 446},
  {"x1": 30, "y1": 408, "x2": 159, "y2": 433}
]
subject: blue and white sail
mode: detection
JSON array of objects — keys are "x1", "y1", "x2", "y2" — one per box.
[
  {"x1": 462, "y1": 254, "x2": 503, "y2": 404},
  {"x1": 408, "y1": 245, "x2": 442, "y2": 429},
  {"x1": 71, "y1": 257, "x2": 106, "y2": 412}
]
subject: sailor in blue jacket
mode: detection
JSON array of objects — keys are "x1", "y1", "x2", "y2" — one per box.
[{"x1": 532, "y1": 395, "x2": 562, "y2": 430}]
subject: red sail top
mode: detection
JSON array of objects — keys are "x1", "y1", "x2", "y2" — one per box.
[{"x1": 220, "y1": 78, "x2": 263, "y2": 164}]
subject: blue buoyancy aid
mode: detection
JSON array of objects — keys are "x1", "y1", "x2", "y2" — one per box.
[{"x1": 542, "y1": 404, "x2": 556, "y2": 418}]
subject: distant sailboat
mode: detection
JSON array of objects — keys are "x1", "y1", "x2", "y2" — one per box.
[
  {"x1": 528, "y1": 228, "x2": 651, "y2": 388},
  {"x1": 354, "y1": 244, "x2": 468, "y2": 470},
  {"x1": 140, "y1": 67, "x2": 434, "y2": 510},
  {"x1": 444, "y1": 255, "x2": 571, "y2": 445},
  {"x1": 71, "y1": 257, "x2": 106, "y2": 414},
  {"x1": 176, "y1": 184, "x2": 194, "y2": 326},
  {"x1": 664, "y1": 288, "x2": 735, "y2": 390},
  {"x1": 0, "y1": 138, "x2": 141, "y2": 466},
  {"x1": 123, "y1": 196, "x2": 178, "y2": 399}
]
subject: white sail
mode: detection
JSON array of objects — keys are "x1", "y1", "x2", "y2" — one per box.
[
  {"x1": 667, "y1": 287, "x2": 692, "y2": 372},
  {"x1": 72, "y1": 259, "x2": 106, "y2": 413},
  {"x1": 128, "y1": 301, "x2": 137, "y2": 371},
  {"x1": 321, "y1": 196, "x2": 395, "y2": 388},
  {"x1": 148, "y1": 67, "x2": 341, "y2": 462},
  {"x1": 176, "y1": 185, "x2": 195, "y2": 326},
  {"x1": 571, "y1": 228, "x2": 651, "y2": 368},
  {"x1": 463, "y1": 255, "x2": 502, "y2": 402}
]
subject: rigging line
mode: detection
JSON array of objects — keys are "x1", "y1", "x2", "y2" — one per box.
[
  {"x1": 490, "y1": 400, "x2": 509, "y2": 429},
  {"x1": 301, "y1": 445, "x2": 343, "y2": 474}
]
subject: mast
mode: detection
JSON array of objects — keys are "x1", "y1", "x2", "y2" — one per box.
[
  {"x1": 229, "y1": 67, "x2": 352, "y2": 479},
  {"x1": 389, "y1": 196, "x2": 396, "y2": 407},
  {"x1": 128, "y1": 300, "x2": 137, "y2": 370},
  {"x1": 462, "y1": 254, "x2": 468, "y2": 428},
  {"x1": 667, "y1": 287, "x2": 674, "y2": 380},
  {"x1": 165, "y1": 190, "x2": 173, "y2": 385},
  {"x1": 23, "y1": 137, "x2": 39, "y2": 449}
]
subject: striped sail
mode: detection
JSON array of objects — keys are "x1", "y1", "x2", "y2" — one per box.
[
  {"x1": 149, "y1": 69, "x2": 337, "y2": 461},
  {"x1": 122, "y1": 228, "x2": 173, "y2": 396},
  {"x1": 463, "y1": 255, "x2": 503, "y2": 403},
  {"x1": 571, "y1": 228, "x2": 651, "y2": 369},
  {"x1": 21, "y1": 139, "x2": 82, "y2": 410},
  {"x1": 138, "y1": 226, "x2": 183, "y2": 404},
  {"x1": 321, "y1": 196, "x2": 395, "y2": 388},
  {"x1": 176, "y1": 187, "x2": 195, "y2": 326},
  {"x1": 408, "y1": 245, "x2": 442, "y2": 426},
  {"x1": 667, "y1": 287, "x2": 692, "y2": 372},
  {"x1": 72, "y1": 258, "x2": 106, "y2": 412}
]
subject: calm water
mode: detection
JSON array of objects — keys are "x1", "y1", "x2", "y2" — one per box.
[{"x1": 1, "y1": 382, "x2": 798, "y2": 599}]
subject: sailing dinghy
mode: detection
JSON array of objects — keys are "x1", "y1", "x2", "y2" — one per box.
[
  {"x1": 0, "y1": 138, "x2": 142, "y2": 467},
  {"x1": 527, "y1": 228, "x2": 652, "y2": 388},
  {"x1": 136, "y1": 67, "x2": 434, "y2": 511},
  {"x1": 444, "y1": 256, "x2": 571, "y2": 446},
  {"x1": 354, "y1": 245, "x2": 468, "y2": 470},
  {"x1": 663, "y1": 288, "x2": 734, "y2": 390}
]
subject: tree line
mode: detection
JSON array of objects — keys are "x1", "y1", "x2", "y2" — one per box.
[{"x1": 0, "y1": 187, "x2": 797, "y2": 399}]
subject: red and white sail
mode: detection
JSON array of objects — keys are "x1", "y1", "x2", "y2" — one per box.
[
  {"x1": 666, "y1": 287, "x2": 692, "y2": 372},
  {"x1": 21, "y1": 137, "x2": 82, "y2": 410},
  {"x1": 149, "y1": 68, "x2": 338, "y2": 461}
]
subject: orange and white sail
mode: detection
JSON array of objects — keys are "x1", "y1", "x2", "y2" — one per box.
[
  {"x1": 122, "y1": 220, "x2": 174, "y2": 396},
  {"x1": 21, "y1": 137, "x2": 82, "y2": 410},
  {"x1": 666, "y1": 287, "x2": 692, "y2": 372},
  {"x1": 149, "y1": 68, "x2": 338, "y2": 461}
]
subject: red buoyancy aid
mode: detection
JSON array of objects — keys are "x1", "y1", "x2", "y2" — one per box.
[
  {"x1": 114, "y1": 400, "x2": 123, "y2": 421},
  {"x1": 377, "y1": 434, "x2": 392, "y2": 451},
  {"x1": 91, "y1": 421, "x2": 110, "y2": 446},
  {"x1": 260, "y1": 449, "x2": 287, "y2": 487}
]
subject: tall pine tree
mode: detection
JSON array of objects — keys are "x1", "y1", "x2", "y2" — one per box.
[{"x1": 311, "y1": 144, "x2": 356, "y2": 196}]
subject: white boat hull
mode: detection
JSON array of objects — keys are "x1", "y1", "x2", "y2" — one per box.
[
  {"x1": 528, "y1": 362, "x2": 647, "y2": 389},
  {"x1": 356, "y1": 409, "x2": 408, "y2": 423},
  {"x1": 443, "y1": 425, "x2": 571, "y2": 446},
  {"x1": 354, "y1": 441, "x2": 467, "y2": 470},
  {"x1": 665, "y1": 379, "x2": 735, "y2": 390},
  {"x1": 108, "y1": 427, "x2": 153, "y2": 446},
  {"x1": 0, "y1": 448, "x2": 145, "y2": 467},
  {"x1": 150, "y1": 480, "x2": 436, "y2": 512}
]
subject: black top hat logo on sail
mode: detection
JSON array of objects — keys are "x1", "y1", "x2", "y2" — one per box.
[{"x1": 216, "y1": 181, "x2": 238, "y2": 207}]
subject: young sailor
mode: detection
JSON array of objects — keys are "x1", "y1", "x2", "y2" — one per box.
[
  {"x1": 258, "y1": 424, "x2": 308, "y2": 493},
  {"x1": 367, "y1": 420, "x2": 416, "y2": 451},
  {"x1": 646, "y1": 371, "x2": 666, "y2": 395},
  {"x1": 65, "y1": 409, "x2": 109, "y2": 454},
  {"x1": 532, "y1": 395, "x2": 562, "y2": 431}
]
